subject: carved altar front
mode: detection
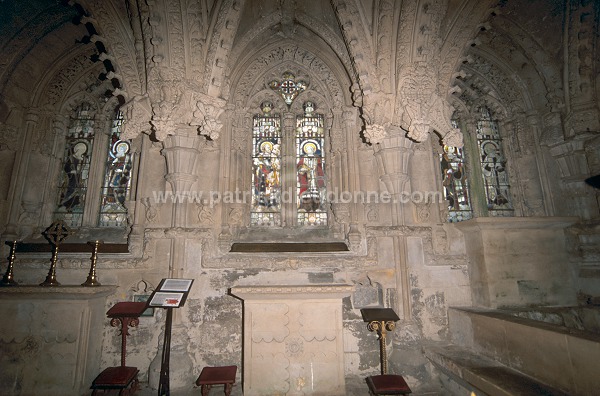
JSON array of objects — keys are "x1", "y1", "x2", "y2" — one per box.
[
  {"x1": 231, "y1": 284, "x2": 353, "y2": 396},
  {"x1": 0, "y1": 286, "x2": 116, "y2": 396}
]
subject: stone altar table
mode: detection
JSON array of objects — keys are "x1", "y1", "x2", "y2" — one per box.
[{"x1": 231, "y1": 284, "x2": 353, "y2": 396}]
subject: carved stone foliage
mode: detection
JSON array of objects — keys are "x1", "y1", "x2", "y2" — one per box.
[
  {"x1": 398, "y1": 64, "x2": 462, "y2": 146},
  {"x1": 145, "y1": 66, "x2": 226, "y2": 140}
]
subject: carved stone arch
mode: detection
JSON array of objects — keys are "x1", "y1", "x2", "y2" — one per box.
[
  {"x1": 35, "y1": 46, "x2": 100, "y2": 109},
  {"x1": 469, "y1": 95, "x2": 510, "y2": 121},
  {"x1": 448, "y1": 96, "x2": 474, "y2": 124},
  {"x1": 230, "y1": 43, "x2": 350, "y2": 111},
  {"x1": 60, "y1": 91, "x2": 102, "y2": 116},
  {"x1": 464, "y1": 49, "x2": 535, "y2": 112},
  {"x1": 490, "y1": 16, "x2": 563, "y2": 99},
  {"x1": 99, "y1": 96, "x2": 122, "y2": 120},
  {"x1": 69, "y1": 1, "x2": 144, "y2": 98}
]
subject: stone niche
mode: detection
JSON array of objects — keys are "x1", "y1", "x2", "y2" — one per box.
[
  {"x1": 231, "y1": 284, "x2": 353, "y2": 396},
  {"x1": 456, "y1": 217, "x2": 578, "y2": 308},
  {"x1": 0, "y1": 286, "x2": 116, "y2": 396}
]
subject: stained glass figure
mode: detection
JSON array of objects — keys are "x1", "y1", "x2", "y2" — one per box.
[
  {"x1": 99, "y1": 111, "x2": 132, "y2": 227},
  {"x1": 54, "y1": 103, "x2": 95, "y2": 227},
  {"x1": 296, "y1": 101, "x2": 327, "y2": 226},
  {"x1": 251, "y1": 102, "x2": 282, "y2": 226},
  {"x1": 269, "y1": 72, "x2": 308, "y2": 106},
  {"x1": 476, "y1": 106, "x2": 513, "y2": 216},
  {"x1": 440, "y1": 122, "x2": 472, "y2": 222}
]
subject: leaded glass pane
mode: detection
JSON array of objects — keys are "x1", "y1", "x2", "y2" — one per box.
[
  {"x1": 251, "y1": 102, "x2": 282, "y2": 226},
  {"x1": 54, "y1": 103, "x2": 95, "y2": 227},
  {"x1": 296, "y1": 101, "x2": 327, "y2": 226},
  {"x1": 269, "y1": 72, "x2": 307, "y2": 106},
  {"x1": 476, "y1": 106, "x2": 513, "y2": 215},
  {"x1": 441, "y1": 123, "x2": 472, "y2": 222},
  {"x1": 99, "y1": 111, "x2": 132, "y2": 227}
]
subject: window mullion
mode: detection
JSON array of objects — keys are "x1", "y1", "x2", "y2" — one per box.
[
  {"x1": 82, "y1": 116, "x2": 110, "y2": 227},
  {"x1": 282, "y1": 111, "x2": 296, "y2": 227}
]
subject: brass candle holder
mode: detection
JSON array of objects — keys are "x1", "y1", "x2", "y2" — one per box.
[
  {"x1": 1, "y1": 240, "x2": 19, "y2": 286},
  {"x1": 40, "y1": 221, "x2": 71, "y2": 287},
  {"x1": 82, "y1": 240, "x2": 102, "y2": 286}
]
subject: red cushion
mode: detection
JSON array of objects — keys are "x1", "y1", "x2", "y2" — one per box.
[
  {"x1": 196, "y1": 365, "x2": 237, "y2": 385},
  {"x1": 367, "y1": 374, "x2": 412, "y2": 394},
  {"x1": 92, "y1": 366, "x2": 139, "y2": 387}
]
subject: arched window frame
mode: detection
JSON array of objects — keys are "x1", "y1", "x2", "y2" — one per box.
[
  {"x1": 249, "y1": 97, "x2": 330, "y2": 228},
  {"x1": 445, "y1": 104, "x2": 515, "y2": 220},
  {"x1": 53, "y1": 97, "x2": 136, "y2": 230}
]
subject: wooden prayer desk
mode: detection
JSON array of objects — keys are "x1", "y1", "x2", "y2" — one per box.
[{"x1": 91, "y1": 302, "x2": 147, "y2": 395}]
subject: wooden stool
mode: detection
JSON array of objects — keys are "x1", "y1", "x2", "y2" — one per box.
[
  {"x1": 195, "y1": 365, "x2": 237, "y2": 396},
  {"x1": 91, "y1": 366, "x2": 139, "y2": 395},
  {"x1": 366, "y1": 374, "x2": 412, "y2": 395}
]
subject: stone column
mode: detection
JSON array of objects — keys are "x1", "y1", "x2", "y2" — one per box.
[
  {"x1": 2, "y1": 109, "x2": 39, "y2": 240},
  {"x1": 371, "y1": 126, "x2": 414, "y2": 321},
  {"x1": 549, "y1": 136, "x2": 599, "y2": 219},
  {"x1": 148, "y1": 128, "x2": 201, "y2": 391},
  {"x1": 372, "y1": 131, "x2": 414, "y2": 226},
  {"x1": 161, "y1": 130, "x2": 201, "y2": 229}
]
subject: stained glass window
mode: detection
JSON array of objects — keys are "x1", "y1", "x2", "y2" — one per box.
[
  {"x1": 98, "y1": 111, "x2": 132, "y2": 227},
  {"x1": 476, "y1": 106, "x2": 513, "y2": 216},
  {"x1": 251, "y1": 102, "x2": 282, "y2": 226},
  {"x1": 54, "y1": 103, "x2": 95, "y2": 227},
  {"x1": 296, "y1": 101, "x2": 327, "y2": 226},
  {"x1": 441, "y1": 120, "x2": 472, "y2": 222}
]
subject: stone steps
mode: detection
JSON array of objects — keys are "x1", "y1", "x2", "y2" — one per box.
[{"x1": 424, "y1": 344, "x2": 569, "y2": 396}]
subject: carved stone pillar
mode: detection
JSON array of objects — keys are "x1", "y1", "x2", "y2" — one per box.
[
  {"x1": 3, "y1": 109, "x2": 39, "y2": 240},
  {"x1": 161, "y1": 131, "x2": 201, "y2": 228},
  {"x1": 372, "y1": 129, "x2": 414, "y2": 226},
  {"x1": 549, "y1": 136, "x2": 599, "y2": 219}
]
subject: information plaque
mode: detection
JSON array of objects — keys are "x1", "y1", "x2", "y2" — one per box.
[{"x1": 147, "y1": 278, "x2": 193, "y2": 308}]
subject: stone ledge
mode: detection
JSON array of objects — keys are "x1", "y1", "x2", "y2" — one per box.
[
  {"x1": 0, "y1": 285, "x2": 118, "y2": 299},
  {"x1": 424, "y1": 344, "x2": 569, "y2": 396}
]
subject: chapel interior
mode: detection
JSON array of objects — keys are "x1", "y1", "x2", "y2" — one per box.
[{"x1": 0, "y1": 0, "x2": 599, "y2": 395}]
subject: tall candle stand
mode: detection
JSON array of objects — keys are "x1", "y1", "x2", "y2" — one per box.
[
  {"x1": 1, "y1": 240, "x2": 19, "y2": 286},
  {"x1": 82, "y1": 240, "x2": 102, "y2": 286}
]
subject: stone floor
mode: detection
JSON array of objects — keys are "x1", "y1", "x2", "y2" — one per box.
[{"x1": 135, "y1": 377, "x2": 444, "y2": 395}]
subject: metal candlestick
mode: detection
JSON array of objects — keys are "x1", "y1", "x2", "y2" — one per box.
[
  {"x1": 82, "y1": 240, "x2": 102, "y2": 286},
  {"x1": 1, "y1": 241, "x2": 19, "y2": 286},
  {"x1": 40, "y1": 221, "x2": 71, "y2": 287}
]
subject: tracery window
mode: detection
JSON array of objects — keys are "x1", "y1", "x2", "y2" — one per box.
[
  {"x1": 440, "y1": 120, "x2": 472, "y2": 222},
  {"x1": 98, "y1": 111, "x2": 132, "y2": 226},
  {"x1": 251, "y1": 102, "x2": 282, "y2": 226},
  {"x1": 250, "y1": 97, "x2": 328, "y2": 228},
  {"x1": 54, "y1": 103, "x2": 95, "y2": 227},
  {"x1": 54, "y1": 105, "x2": 132, "y2": 228},
  {"x1": 476, "y1": 106, "x2": 513, "y2": 216}
]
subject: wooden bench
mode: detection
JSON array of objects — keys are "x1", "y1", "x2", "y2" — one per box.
[
  {"x1": 195, "y1": 365, "x2": 237, "y2": 396},
  {"x1": 366, "y1": 374, "x2": 412, "y2": 395}
]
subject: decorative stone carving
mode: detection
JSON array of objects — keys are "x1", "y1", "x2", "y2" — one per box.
[
  {"x1": 121, "y1": 95, "x2": 152, "y2": 140},
  {"x1": 0, "y1": 123, "x2": 19, "y2": 151}
]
